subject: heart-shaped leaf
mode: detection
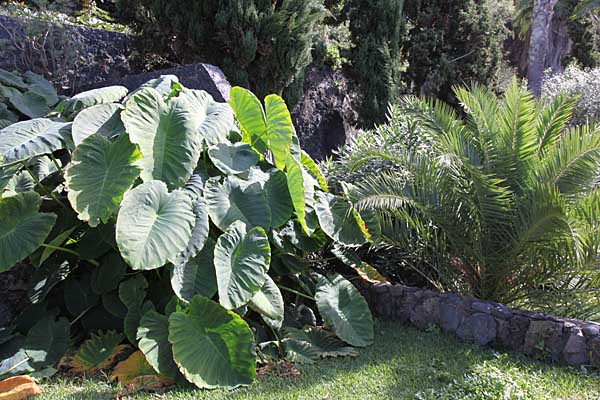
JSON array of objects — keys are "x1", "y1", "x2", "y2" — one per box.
[
  {"x1": 168, "y1": 295, "x2": 256, "y2": 389},
  {"x1": 62, "y1": 85, "x2": 128, "y2": 116},
  {"x1": 315, "y1": 273, "x2": 373, "y2": 347},
  {"x1": 214, "y1": 221, "x2": 271, "y2": 309},
  {"x1": 116, "y1": 180, "x2": 195, "y2": 270},
  {"x1": 121, "y1": 88, "x2": 204, "y2": 190},
  {"x1": 66, "y1": 133, "x2": 142, "y2": 227},
  {"x1": 314, "y1": 192, "x2": 369, "y2": 247},
  {"x1": 0, "y1": 192, "x2": 56, "y2": 272}
]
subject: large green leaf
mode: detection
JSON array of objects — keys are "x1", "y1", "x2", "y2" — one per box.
[
  {"x1": 315, "y1": 274, "x2": 373, "y2": 347},
  {"x1": 264, "y1": 94, "x2": 293, "y2": 170},
  {"x1": 314, "y1": 192, "x2": 369, "y2": 247},
  {"x1": 0, "y1": 192, "x2": 56, "y2": 272},
  {"x1": 171, "y1": 237, "x2": 217, "y2": 302},
  {"x1": 168, "y1": 295, "x2": 256, "y2": 389},
  {"x1": 183, "y1": 89, "x2": 235, "y2": 146},
  {"x1": 137, "y1": 75, "x2": 179, "y2": 97},
  {"x1": 8, "y1": 91, "x2": 50, "y2": 118},
  {"x1": 24, "y1": 316, "x2": 70, "y2": 368},
  {"x1": 248, "y1": 167, "x2": 293, "y2": 228},
  {"x1": 214, "y1": 222, "x2": 271, "y2": 309},
  {"x1": 0, "y1": 69, "x2": 27, "y2": 89},
  {"x1": 204, "y1": 176, "x2": 271, "y2": 231},
  {"x1": 0, "y1": 119, "x2": 71, "y2": 166},
  {"x1": 301, "y1": 151, "x2": 328, "y2": 192},
  {"x1": 66, "y1": 133, "x2": 142, "y2": 227},
  {"x1": 4, "y1": 170, "x2": 35, "y2": 196},
  {"x1": 248, "y1": 276, "x2": 284, "y2": 330},
  {"x1": 285, "y1": 156, "x2": 308, "y2": 233},
  {"x1": 137, "y1": 310, "x2": 179, "y2": 379},
  {"x1": 116, "y1": 180, "x2": 195, "y2": 270},
  {"x1": 72, "y1": 103, "x2": 125, "y2": 146},
  {"x1": 121, "y1": 87, "x2": 204, "y2": 190},
  {"x1": 202, "y1": 103, "x2": 235, "y2": 146},
  {"x1": 24, "y1": 71, "x2": 59, "y2": 106},
  {"x1": 208, "y1": 143, "x2": 259, "y2": 175},
  {"x1": 62, "y1": 85, "x2": 128, "y2": 116},
  {"x1": 228, "y1": 87, "x2": 267, "y2": 153},
  {"x1": 228, "y1": 88, "x2": 293, "y2": 169}
]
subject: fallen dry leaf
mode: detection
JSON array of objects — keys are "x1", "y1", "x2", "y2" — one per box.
[
  {"x1": 114, "y1": 374, "x2": 174, "y2": 399},
  {"x1": 109, "y1": 351, "x2": 155, "y2": 385},
  {"x1": 0, "y1": 375, "x2": 43, "y2": 400}
]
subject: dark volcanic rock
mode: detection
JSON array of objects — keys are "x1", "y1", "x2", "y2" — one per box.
[
  {"x1": 81, "y1": 63, "x2": 232, "y2": 103},
  {"x1": 291, "y1": 66, "x2": 360, "y2": 160},
  {"x1": 456, "y1": 313, "x2": 497, "y2": 346}
]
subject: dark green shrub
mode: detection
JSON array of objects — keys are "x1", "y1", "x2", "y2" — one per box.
[
  {"x1": 403, "y1": 0, "x2": 511, "y2": 102},
  {"x1": 346, "y1": 0, "x2": 407, "y2": 127},
  {"x1": 122, "y1": 0, "x2": 325, "y2": 103}
]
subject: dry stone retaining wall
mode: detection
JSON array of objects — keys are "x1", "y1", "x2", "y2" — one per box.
[{"x1": 359, "y1": 283, "x2": 600, "y2": 368}]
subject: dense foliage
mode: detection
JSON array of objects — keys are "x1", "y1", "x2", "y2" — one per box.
[
  {"x1": 335, "y1": 80, "x2": 600, "y2": 319},
  {"x1": 402, "y1": 0, "x2": 512, "y2": 102},
  {"x1": 0, "y1": 75, "x2": 376, "y2": 387},
  {"x1": 346, "y1": 0, "x2": 407, "y2": 126},
  {"x1": 118, "y1": 0, "x2": 325, "y2": 104},
  {"x1": 0, "y1": 69, "x2": 60, "y2": 127}
]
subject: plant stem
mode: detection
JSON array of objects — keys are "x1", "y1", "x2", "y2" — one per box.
[
  {"x1": 40, "y1": 243, "x2": 100, "y2": 266},
  {"x1": 22, "y1": 162, "x2": 69, "y2": 211},
  {"x1": 278, "y1": 284, "x2": 314, "y2": 301},
  {"x1": 49, "y1": 153, "x2": 64, "y2": 175}
]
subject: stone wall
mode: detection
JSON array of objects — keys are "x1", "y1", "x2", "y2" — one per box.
[{"x1": 359, "y1": 282, "x2": 600, "y2": 368}]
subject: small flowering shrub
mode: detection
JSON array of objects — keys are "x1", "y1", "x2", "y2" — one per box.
[{"x1": 542, "y1": 64, "x2": 600, "y2": 126}]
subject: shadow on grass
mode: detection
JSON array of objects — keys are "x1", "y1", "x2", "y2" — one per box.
[{"x1": 39, "y1": 321, "x2": 599, "y2": 400}]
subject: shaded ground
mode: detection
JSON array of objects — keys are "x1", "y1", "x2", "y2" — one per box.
[{"x1": 40, "y1": 322, "x2": 599, "y2": 400}]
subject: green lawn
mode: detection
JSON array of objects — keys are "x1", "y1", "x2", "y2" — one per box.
[{"x1": 40, "y1": 322, "x2": 599, "y2": 400}]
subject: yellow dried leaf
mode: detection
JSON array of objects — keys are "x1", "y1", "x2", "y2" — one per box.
[
  {"x1": 109, "y1": 351, "x2": 155, "y2": 385},
  {"x1": 355, "y1": 262, "x2": 388, "y2": 284},
  {"x1": 0, "y1": 375, "x2": 43, "y2": 400}
]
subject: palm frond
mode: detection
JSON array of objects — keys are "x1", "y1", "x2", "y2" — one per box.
[
  {"x1": 535, "y1": 124, "x2": 600, "y2": 197},
  {"x1": 536, "y1": 93, "x2": 578, "y2": 157}
]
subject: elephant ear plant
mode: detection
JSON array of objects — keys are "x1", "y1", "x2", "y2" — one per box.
[{"x1": 0, "y1": 75, "x2": 375, "y2": 388}]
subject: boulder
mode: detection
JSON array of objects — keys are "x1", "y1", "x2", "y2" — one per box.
[
  {"x1": 83, "y1": 63, "x2": 232, "y2": 103},
  {"x1": 456, "y1": 313, "x2": 497, "y2": 346},
  {"x1": 523, "y1": 320, "x2": 565, "y2": 361},
  {"x1": 291, "y1": 66, "x2": 360, "y2": 160},
  {"x1": 562, "y1": 329, "x2": 589, "y2": 366}
]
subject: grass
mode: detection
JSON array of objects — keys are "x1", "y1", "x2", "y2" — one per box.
[{"x1": 39, "y1": 322, "x2": 599, "y2": 400}]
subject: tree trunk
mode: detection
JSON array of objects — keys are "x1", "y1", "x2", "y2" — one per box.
[{"x1": 528, "y1": 0, "x2": 559, "y2": 96}]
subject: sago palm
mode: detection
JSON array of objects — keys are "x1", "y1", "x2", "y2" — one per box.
[{"x1": 344, "y1": 80, "x2": 600, "y2": 318}]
